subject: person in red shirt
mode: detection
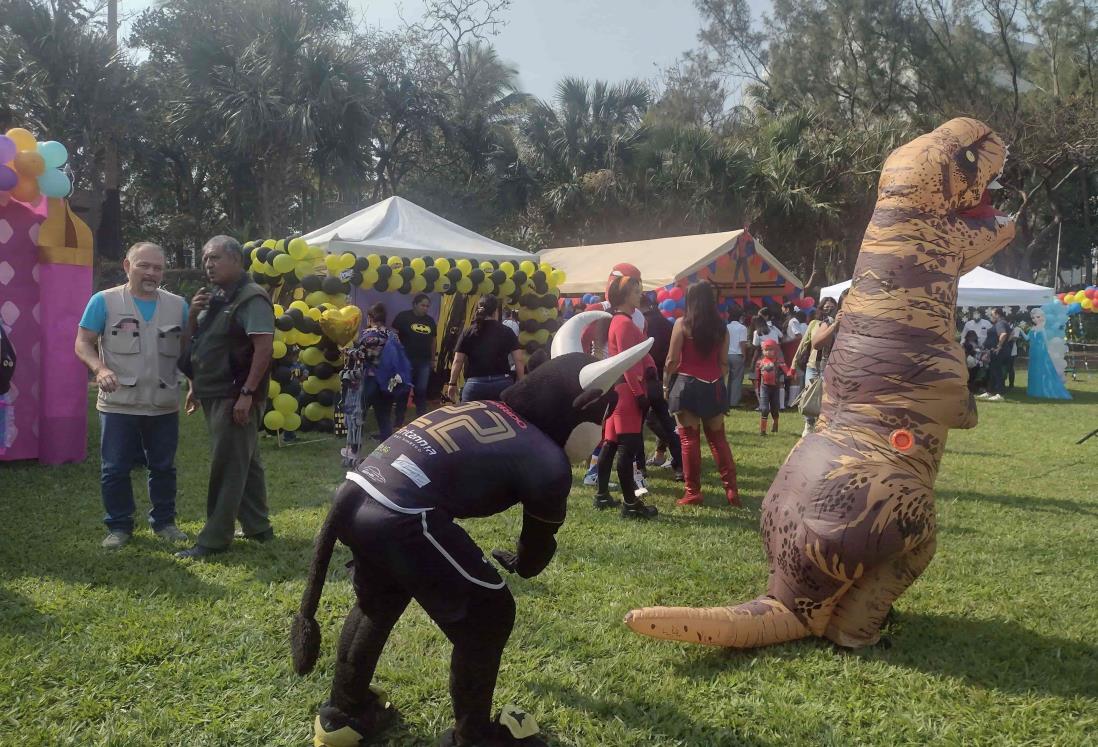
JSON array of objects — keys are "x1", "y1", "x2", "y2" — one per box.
[
  {"x1": 755, "y1": 338, "x2": 793, "y2": 435},
  {"x1": 665, "y1": 282, "x2": 741, "y2": 506},
  {"x1": 594, "y1": 264, "x2": 659, "y2": 518}
]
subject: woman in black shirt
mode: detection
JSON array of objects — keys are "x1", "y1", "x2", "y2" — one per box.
[{"x1": 445, "y1": 296, "x2": 525, "y2": 403}]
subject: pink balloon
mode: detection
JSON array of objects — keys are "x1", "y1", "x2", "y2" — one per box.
[{"x1": 0, "y1": 165, "x2": 17, "y2": 192}]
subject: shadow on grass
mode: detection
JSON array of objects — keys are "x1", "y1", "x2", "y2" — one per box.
[
  {"x1": 666, "y1": 611, "x2": 1097, "y2": 700},
  {"x1": 946, "y1": 489, "x2": 1098, "y2": 517},
  {"x1": 529, "y1": 679, "x2": 776, "y2": 747}
]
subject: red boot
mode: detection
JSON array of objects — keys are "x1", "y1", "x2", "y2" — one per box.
[
  {"x1": 705, "y1": 424, "x2": 741, "y2": 506},
  {"x1": 675, "y1": 425, "x2": 704, "y2": 505}
]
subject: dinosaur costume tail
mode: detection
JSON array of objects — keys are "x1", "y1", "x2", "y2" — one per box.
[
  {"x1": 290, "y1": 489, "x2": 344, "y2": 675},
  {"x1": 624, "y1": 596, "x2": 810, "y2": 648}
]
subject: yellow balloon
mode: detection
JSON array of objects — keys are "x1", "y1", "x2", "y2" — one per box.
[
  {"x1": 273, "y1": 393, "x2": 298, "y2": 414},
  {"x1": 303, "y1": 401, "x2": 325, "y2": 421},
  {"x1": 500, "y1": 262, "x2": 515, "y2": 277},
  {"x1": 386, "y1": 276, "x2": 402, "y2": 292},
  {"x1": 519, "y1": 260, "x2": 536, "y2": 275},
  {"x1": 1083, "y1": 298, "x2": 1094, "y2": 310},
  {"x1": 410, "y1": 258, "x2": 426, "y2": 273},
  {"x1": 387, "y1": 256, "x2": 404, "y2": 268},
  {"x1": 324, "y1": 254, "x2": 342, "y2": 273},
  {"x1": 534, "y1": 329, "x2": 549, "y2": 343},
  {"x1": 456, "y1": 259, "x2": 473, "y2": 275},
  {"x1": 283, "y1": 412, "x2": 302, "y2": 431},
  {"x1": 411, "y1": 276, "x2": 427, "y2": 293},
  {"x1": 434, "y1": 257, "x2": 451, "y2": 272},
  {"x1": 340, "y1": 252, "x2": 357, "y2": 270},
  {"x1": 306, "y1": 307, "x2": 323, "y2": 321},
  {"x1": 362, "y1": 269, "x2": 379, "y2": 287},
  {"x1": 300, "y1": 346, "x2": 324, "y2": 366},
  {"x1": 305, "y1": 291, "x2": 328, "y2": 308},
  {"x1": 479, "y1": 280, "x2": 493, "y2": 295},
  {"x1": 273, "y1": 304, "x2": 284, "y2": 317},
  {"x1": 294, "y1": 261, "x2": 314, "y2": 279},
  {"x1": 262, "y1": 239, "x2": 277, "y2": 249},
  {"x1": 538, "y1": 262, "x2": 553, "y2": 276},
  {"x1": 436, "y1": 277, "x2": 451, "y2": 293},
  {"x1": 272, "y1": 253, "x2": 294, "y2": 274},
  {"x1": 480, "y1": 261, "x2": 494, "y2": 272},
  {"x1": 550, "y1": 270, "x2": 566, "y2": 287},
  {"x1": 288, "y1": 238, "x2": 309, "y2": 259},
  {"x1": 518, "y1": 332, "x2": 534, "y2": 344},
  {"x1": 456, "y1": 277, "x2": 473, "y2": 294},
  {"x1": 263, "y1": 410, "x2": 285, "y2": 431},
  {"x1": 267, "y1": 379, "x2": 281, "y2": 398},
  {"x1": 499, "y1": 280, "x2": 515, "y2": 297},
  {"x1": 272, "y1": 340, "x2": 288, "y2": 359},
  {"x1": 366, "y1": 254, "x2": 381, "y2": 269},
  {"x1": 289, "y1": 300, "x2": 310, "y2": 313},
  {"x1": 303, "y1": 376, "x2": 322, "y2": 395},
  {"x1": 6, "y1": 127, "x2": 37, "y2": 152},
  {"x1": 301, "y1": 333, "x2": 322, "y2": 346}
]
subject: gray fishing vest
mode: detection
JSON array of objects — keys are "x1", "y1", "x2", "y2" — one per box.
[{"x1": 97, "y1": 286, "x2": 185, "y2": 415}]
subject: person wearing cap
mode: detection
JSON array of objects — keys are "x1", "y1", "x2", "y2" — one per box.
[
  {"x1": 755, "y1": 337, "x2": 794, "y2": 436},
  {"x1": 75, "y1": 242, "x2": 191, "y2": 550},
  {"x1": 593, "y1": 263, "x2": 659, "y2": 518},
  {"x1": 175, "y1": 235, "x2": 275, "y2": 559}
]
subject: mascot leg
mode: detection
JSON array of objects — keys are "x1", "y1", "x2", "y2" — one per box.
[
  {"x1": 435, "y1": 587, "x2": 531, "y2": 746},
  {"x1": 314, "y1": 590, "x2": 410, "y2": 747},
  {"x1": 825, "y1": 536, "x2": 936, "y2": 648},
  {"x1": 625, "y1": 596, "x2": 810, "y2": 648}
]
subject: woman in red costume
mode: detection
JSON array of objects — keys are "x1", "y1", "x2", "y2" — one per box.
[
  {"x1": 593, "y1": 264, "x2": 660, "y2": 519},
  {"x1": 665, "y1": 281, "x2": 741, "y2": 506}
]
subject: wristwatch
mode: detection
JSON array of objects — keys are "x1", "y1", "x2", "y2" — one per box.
[{"x1": 239, "y1": 386, "x2": 256, "y2": 397}]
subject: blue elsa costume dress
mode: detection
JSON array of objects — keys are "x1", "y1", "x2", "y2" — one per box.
[{"x1": 1026, "y1": 328, "x2": 1071, "y2": 399}]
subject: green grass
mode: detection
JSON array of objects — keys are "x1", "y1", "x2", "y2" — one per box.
[{"x1": 2, "y1": 374, "x2": 1097, "y2": 746}]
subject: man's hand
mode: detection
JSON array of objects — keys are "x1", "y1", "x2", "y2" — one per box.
[
  {"x1": 185, "y1": 389, "x2": 200, "y2": 415},
  {"x1": 232, "y1": 393, "x2": 253, "y2": 425},
  {"x1": 491, "y1": 548, "x2": 519, "y2": 574},
  {"x1": 190, "y1": 287, "x2": 212, "y2": 318},
  {"x1": 95, "y1": 367, "x2": 120, "y2": 393}
]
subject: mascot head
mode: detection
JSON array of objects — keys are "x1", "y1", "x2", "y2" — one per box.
[{"x1": 502, "y1": 310, "x2": 652, "y2": 463}]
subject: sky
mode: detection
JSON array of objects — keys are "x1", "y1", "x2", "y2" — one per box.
[{"x1": 121, "y1": 0, "x2": 772, "y2": 101}]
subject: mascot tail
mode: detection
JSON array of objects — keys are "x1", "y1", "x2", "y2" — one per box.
[
  {"x1": 291, "y1": 498, "x2": 341, "y2": 675},
  {"x1": 624, "y1": 595, "x2": 811, "y2": 649}
]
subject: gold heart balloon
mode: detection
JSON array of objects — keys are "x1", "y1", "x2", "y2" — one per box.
[{"x1": 320, "y1": 305, "x2": 362, "y2": 345}]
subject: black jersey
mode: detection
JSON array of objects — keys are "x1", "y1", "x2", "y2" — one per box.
[{"x1": 351, "y1": 400, "x2": 572, "y2": 522}]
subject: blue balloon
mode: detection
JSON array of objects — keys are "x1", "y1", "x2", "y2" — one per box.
[
  {"x1": 37, "y1": 169, "x2": 71, "y2": 198},
  {"x1": 37, "y1": 140, "x2": 69, "y2": 169},
  {"x1": 659, "y1": 300, "x2": 674, "y2": 311},
  {"x1": 1067, "y1": 302, "x2": 1083, "y2": 315}
]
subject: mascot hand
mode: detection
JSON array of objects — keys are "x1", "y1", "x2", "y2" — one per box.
[{"x1": 491, "y1": 548, "x2": 519, "y2": 573}]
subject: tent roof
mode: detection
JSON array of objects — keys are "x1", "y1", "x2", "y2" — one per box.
[
  {"x1": 820, "y1": 266, "x2": 1054, "y2": 307},
  {"x1": 538, "y1": 230, "x2": 802, "y2": 295},
  {"x1": 300, "y1": 196, "x2": 531, "y2": 261}
]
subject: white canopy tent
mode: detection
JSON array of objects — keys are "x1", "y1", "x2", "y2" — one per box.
[
  {"x1": 300, "y1": 196, "x2": 532, "y2": 262},
  {"x1": 820, "y1": 266, "x2": 1054, "y2": 307}
]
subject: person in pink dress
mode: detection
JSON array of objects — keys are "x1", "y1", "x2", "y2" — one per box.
[
  {"x1": 665, "y1": 282, "x2": 741, "y2": 506},
  {"x1": 593, "y1": 263, "x2": 659, "y2": 519}
]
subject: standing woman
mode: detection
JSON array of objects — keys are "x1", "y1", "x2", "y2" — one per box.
[
  {"x1": 665, "y1": 282, "x2": 740, "y2": 506},
  {"x1": 352, "y1": 304, "x2": 401, "y2": 458},
  {"x1": 594, "y1": 264, "x2": 659, "y2": 519},
  {"x1": 798, "y1": 295, "x2": 839, "y2": 436},
  {"x1": 445, "y1": 295, "x2": 525, "y2": 403}
]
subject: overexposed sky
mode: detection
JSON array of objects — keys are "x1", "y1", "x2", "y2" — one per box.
[{"x1": 121, "y1": 0, "x2": 772, "y2": 100}]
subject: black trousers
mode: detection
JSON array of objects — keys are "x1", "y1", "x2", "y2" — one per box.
[
  {"x1": 597, "y1": 433, "x2": 644, "y2": 501},
  {"x1": 643, "y1": 399, "x2": 682, "y2": 470}
]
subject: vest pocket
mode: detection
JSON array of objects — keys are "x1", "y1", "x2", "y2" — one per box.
[
  {"x1": 157, "y1": 325, "x2": 182, "y2": 406},
  {"x1": 158, "y1": 325, "x2": 182, "y2": 358},
  {"x1": 104, "y1": 318, "x2": 141, "y2": 356}
]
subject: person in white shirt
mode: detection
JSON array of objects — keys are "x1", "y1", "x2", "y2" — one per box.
[
  {"x1": 961, "y1": 308, "x2": 993, "y2": 348},
  {"x1": 725, "y1": 310, "x2": 750, "y2": 407}
]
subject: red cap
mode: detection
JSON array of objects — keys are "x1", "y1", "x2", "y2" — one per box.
[
  {"x1": 761, "y1": 338, "x2": 779, "y2": 350},
  {"x1": 606, "y1": 263, "x2": 642, "y2": 302}
]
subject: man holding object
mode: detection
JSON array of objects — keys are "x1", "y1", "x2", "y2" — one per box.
[{"x1": 176, "y1": 236, "x2": 275, "y2": 559}]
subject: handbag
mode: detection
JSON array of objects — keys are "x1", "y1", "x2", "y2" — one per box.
[
  {"x1": 792, "y1": 320, "x2": 818, "y2": 370},
  {"x1": 794, "y1": 374, "x2": 823, "y2": 418}
]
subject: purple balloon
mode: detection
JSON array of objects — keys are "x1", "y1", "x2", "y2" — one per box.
[
  {"x1": 0, "y1": 135, "x2": 15, "y2": 164},
  {"x1": 0, "y1": 165, "x2": 18, "y2": 192}
]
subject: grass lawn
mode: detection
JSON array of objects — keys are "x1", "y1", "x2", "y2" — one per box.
[{"x1": 2, "y1": 372, "x2": 1096, "y2": 746}]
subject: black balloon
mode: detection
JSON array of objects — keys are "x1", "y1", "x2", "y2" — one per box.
[
  {"x1": 350, "y1": 270, "x2": 364, "y2": 286},
  {"x1": 322, "y1": 276, "x2": 344, "y2": 294},
  {"x1": 374, "y1": 279, "x2": 389, "y2": 292},
  {"x1": 399, "y1": 267, "x2": 415, "y2": 281},
  {"x1": 511, "y1": 271, "x2": 527, "y2": 286},
  {"x1": 354, "y1": 256, "x2": 371, "y2": 271},
  {"x1": 424, "y1": 267, "x2": 440, "y2": 282},
  {"x1": 491, "y1": 270, "x2": 506, "y2": 285},
  {"x1": 522, "y1": 319, "x2": 538, "y2": 333},
  {"x1": 399, "y1": 280, "x2": 412, "y2": 294},
  {"x1": 377, "y1": 264, "x2": 393, "y2": 280},
  {"x1": 317, "y1": 390, "x2": 335, "y2": 407},
  {"x1": 276, "y1": 314, "x2": 295, "y2": 331},
  {"x1": 283, "y1": 380, "x2": 302, "y2": 397},
  {"x1": 302, "y1": 275, "x2": 323, "y2": 292},
  {"x1": 272, "y1": 365, "x2": 293, "y2": 384},
  {"x1": 257, "y1": 248, "x2": 273, "y2": 263},
  {"x1": 251, "y1": 271, "x2": 268, "y2": 285},
  {"x1": 318, "y1": 418, "x2": 335, "y2": 432},
  {"x1": 524, "y1": 340, "x2": 540, "y2": 354},
  {"x1": 446, "y1": 268, "x2": 462, "y2": 283},
  {"x1": 288, "y1": 307, "x2": 305, "y2": 322},
  {"x1": 470, "y1": 269, "x2": 485, "y2": 285},
  {"x1": 314, "y1": 363, "x2": 335, "y2": 380}
]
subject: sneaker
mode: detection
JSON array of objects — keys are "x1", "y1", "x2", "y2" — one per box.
[
  {"x1": 621, "y1": 499, "x2": 658, "y2": 519},
  {"x1": 986, "y1": 394, "x2": 1004, "y2": 402},
  {"x1": 802, "y1": 423, "x2": 813, "y2": 437},
  {"x1": 659, "y1": 458, "x2": 673, "y2": 469},
  {"x1": 975, "y1": 392, "x2": 991, "y2": 400},
  {"x1": 175, "y1": 544, "x2": 226, "y2": 559},
  {"x1": 593, "y1": 492, "x2": 621, "y2": 510},
  {"x1": 673, "y1": 469, "x2": 684, "y2": 482},
  {"x1": 101, "y1": 530, "x2": 131, "y2": 549},
  {"x1": 645, "y1": 452, "x2": 666, "y2": 467},
  {"x1": 155, "y1": 524, "x2": 189, "y2": 543},
  {"x1": 582, "y1": 469, "x2": 617, "y2": 489},
  {"x1": 633, "y1": 470, "x2": 649, "y2": 497}
]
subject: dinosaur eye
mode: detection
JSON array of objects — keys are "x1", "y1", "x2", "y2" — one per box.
[{"x1": 964, "y1": 150, "x2": 976, "y2": 163}]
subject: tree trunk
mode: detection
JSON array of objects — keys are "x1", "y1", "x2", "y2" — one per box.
[{"x1": 1083, "y1": 167, "x2": 1094, "y2": 286}]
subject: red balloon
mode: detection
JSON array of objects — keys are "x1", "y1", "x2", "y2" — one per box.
[
  {"x1": 669, "y1": 286, "x2": 685, "y2": 301},
  {"x1": 656, "y1": 288, "x2": 670, "y2": 302},
  {"x1": 672, "y1": 308, "x2": 684, "y2": 318}
]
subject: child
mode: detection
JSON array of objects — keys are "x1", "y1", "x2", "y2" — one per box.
[{"x1": 755, "y1": 338, "x2": 793, "y2": 435}]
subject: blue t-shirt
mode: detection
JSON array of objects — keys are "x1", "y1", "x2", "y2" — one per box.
[{"x1": 79, "y1": 291, "x2": 189, "y2": 335}]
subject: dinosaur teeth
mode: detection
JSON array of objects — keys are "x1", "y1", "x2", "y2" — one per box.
[
  {"x1": 988, "y1": 179, "x2": 1003, "y2": 189},
  {"x1": 995, "y1": 215, "x2": 1012, "y2": 227}
]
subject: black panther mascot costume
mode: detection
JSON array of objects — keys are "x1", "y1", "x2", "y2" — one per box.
[{"x1": 292, "y1": 311, "x2": 652, "y2": 747}]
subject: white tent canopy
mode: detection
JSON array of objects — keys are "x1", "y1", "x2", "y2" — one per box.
[
  {"x1": 820, "y1": 266, "x2": 1054, "y2": 308},
  {"x1": 538, "y1": 230, "x2": 802, "y2": 295},
  {"x1": 300, "y1": 196, "x2": 532, "y2": 262}
]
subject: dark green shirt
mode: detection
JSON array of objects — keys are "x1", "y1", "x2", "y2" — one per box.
[{"x1": 189, "y1": 280, "x2": 274, "y2": 399}]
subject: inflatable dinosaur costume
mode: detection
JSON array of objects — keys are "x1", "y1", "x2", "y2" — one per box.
[{"x1": 626, "y1": 118, "x2": 1015, "y2": 649}]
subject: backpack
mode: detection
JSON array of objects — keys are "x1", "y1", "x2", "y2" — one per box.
[
  {"x1": 375, "y1": 334, "x2": 413, "y2": 396},
  {"x1": 0, "y1": 326, "x2": 15, "y2": 396}
]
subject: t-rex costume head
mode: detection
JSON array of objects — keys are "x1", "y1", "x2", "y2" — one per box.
[{"x1": 626, "y1": 118, "x2": 1015, "y2": 650}]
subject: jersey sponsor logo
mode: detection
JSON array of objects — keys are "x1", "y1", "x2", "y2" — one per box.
[
  {"x1": 410, "y1": 322, "x2": 432, "y2": 335},
  {"x1": 391, "y1": 454, "x2": 430, "y2": 487},
  {"x1": 371, "y1": 443, "x2": 391, "y2": 456},
  {"x1": 492, "y1": 401, "x2": 529, "y2": 430},
  {"x1": 421, "y1": 401, "x2": 517, "y2": 454},
  {"x1": 395, "y1": 427, "x2": 439, "y2": 456},
  {"x1": 360, "y1": 464, "x2": 385, "y2": 483}
]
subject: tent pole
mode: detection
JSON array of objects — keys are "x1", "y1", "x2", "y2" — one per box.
[{"x1": 1053, "y1": 220, "x2": 1063, "y2": 292}]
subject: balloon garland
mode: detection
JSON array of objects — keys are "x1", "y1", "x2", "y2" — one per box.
[
  {"x1": 0, "y1": 127, "x2": 72, "y2": 204},
  {"x1": 239, "y1": 237, "x2": 564, "y2": 435},
  {"x1": 1056, "y1": 286, "x2": 1098, "y2": 316}
]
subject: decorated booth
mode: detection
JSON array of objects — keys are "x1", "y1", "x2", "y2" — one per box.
[
  {"x1": 539, "y1": 229, "x2": 804, "y2": 319},
  {"x1": 242, "y1": 197, "x2": 565, "y2": 436},
  {"x1": 0, "y1": 128, "x2": 91, "y2": 463}
]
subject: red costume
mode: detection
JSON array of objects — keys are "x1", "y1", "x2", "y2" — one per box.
[{"x1": 603, "y1": 311, "x2": 654, "y2": 440}]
